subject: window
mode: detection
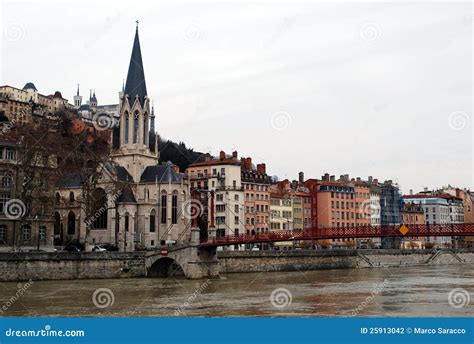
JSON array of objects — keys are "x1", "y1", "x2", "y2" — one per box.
[
  {"x1": 234, "y1": 194, "x2": 239, "y2": 201},
  {"x1": 39, "y1": 226, "x2": 46, "y2": 241},
  {"x1": 234, "y1": 204, "x2": 239, "y2": 213},
  {"x1": 69, "y1": 192, "x2": 75, "y2": 202},
  {"x1": 133, "y1": 112, "x2": 139, "y2": 143},
  {"x1": 0, "y1": 225, "x2": 6, "y2": 242},
  {"x1": 1, "y1": 172, "x2": 11, "y2": 187},
  {"x1": 149, "y1": 209, "x2": 156, "y2": 232},
  {"x1": 124, "y1": 112, "x2": 129, "y2": 143},
  {"x1": 143, "y1": 114, "x2": 148, "y2": 144},
  {"x1": 234, "y1": 216, "x2": 239, "y2": 225},
  {"x1": 172, "y1": 192, "x2": 178, "y2": 224},
  {"x1": 0, "y1": 193, "x2": 9, "y2": 213},
  {"x1": 67, "y1": 211, "x2": 75, "y2": 235},
  {"x1": 124, "y1": 213, "x2": 129, "y2": 232},
  {"x1": 4, "y1": 148, "x2": 13, "y2": 160},
  {"x1": 22, "y1": 225, "x2": 31, "y2": 241},
  {"x1": 161, "y1": 193, "x2": 167, "y2": 224},
  {"x1": 92, "y1": 189, "x2": 108, "y2": 229}
]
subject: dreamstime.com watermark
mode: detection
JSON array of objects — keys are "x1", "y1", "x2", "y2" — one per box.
[
  {"x1": 4, "y1": 325, "x2": 84, "y2": 338},
  {"x1": 0, "y1": 279, "x2": 34, "y2": 314},
  {"x1": 174, "y1": 279, "x2": 211, "y2": 316},
  {"x1": 351, "y1": 279, "x2": 389, "y2": 316},
  {"x1": 84, "y1": 191, "x2": 122, "y2": 227}
]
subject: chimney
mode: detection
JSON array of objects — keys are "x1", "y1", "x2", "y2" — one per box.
[
  {"x1": 245, "y1": 157, "x2": 252, "y2": 171},
  {"x1": 424, "y1": 187, "x2": 428, "y2": 192},
  {"x1": 330, "y1": 175, "x2": 335, "y2": 182},
  {"x1": 232, "y1": 151, "x2": 238, "y2": 159},
  {"x1": 324, "y1": 173, "x2": 330, "y2": 182},
  {"x1": 368, "y1": 176, "x2": 373, "y2": 183},
  {"x1": 344, "y1": 174, "x2": 349, "y2": 181},
  {"x1": 409, "y1": 189, "x2": 413, "y2": 195},
  {"x1": 339, "y1": 175, "x2": 344, "y2": 181},
  {"x1": 356, "y1": 177, "x2": 361, "y2": 182},
  {"x1": 257, "y1": 163, "x2": 266, "y2": 174},
  {"x1": 219, "y1": 151, "x2": 225, "y2": 160},
  {"x1": 298, "y1": 171, "x2": 304, "y2": 183},
  {"x1": 373, "y1": 178, "x2": 378, "y2": 184}
]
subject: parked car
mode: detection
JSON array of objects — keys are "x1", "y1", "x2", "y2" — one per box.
[
  {"x1": 251, "y1": 246, "x2": 260, "y2": 251},
  {"x1": 64, "y1": 245, "x2": 81, "y2": 252},
  {"x1": 92, "y1": 245, "x2": 107, "y2": 252}
]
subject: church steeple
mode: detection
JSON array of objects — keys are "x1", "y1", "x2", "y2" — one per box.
[
  {"x1": 112, "y1": 22, "x2": 158, "y2": 182},
  {"x1": 150, "y1": 100, "x2": 155, "y2": 132},
  {"x1": 124, "y1": 21, "x2": 147, "y2": 106}
]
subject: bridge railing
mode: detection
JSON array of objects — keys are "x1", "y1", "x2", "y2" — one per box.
[{"x1": 200, "y1": 223, "x2": 474, "y2": 247}]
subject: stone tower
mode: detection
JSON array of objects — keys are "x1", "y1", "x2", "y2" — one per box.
[
  {"x1": 73, "y1": 84, "x2": 82, "y2": 108},
  {"x1": 111, "y1": 23, "x2": 159, "y2": 182}
]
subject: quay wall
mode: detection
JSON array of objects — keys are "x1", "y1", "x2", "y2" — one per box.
[
  {"x1": 0, "y1": 249, "x2": 473, "y2": 281},
  {"x1": 217, "y1": 249, "x2": 474, "y2": 274}
]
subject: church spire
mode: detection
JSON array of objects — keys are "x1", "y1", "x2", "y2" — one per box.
[
  {"x1": 150, "y1": 100, "x2": 155, "y2": 132},
  {"x1": 124, "y1": 21, "x2": 147, "y2": 106},
  {"x1": 76, "y1": 83, "x2": 80, "y2": 96}
]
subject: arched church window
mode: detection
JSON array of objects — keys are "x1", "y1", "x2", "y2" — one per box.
[
  {"x1": 124, "y1": 212, "x2": 129, "y2": 232},
  {"x1": 160, "y1": 191, "x2": 167, "y2": 224},
  {"x1": 133, "y1": 112, "x2": 139, "y2": 143},
  {"x1": 92, "y1": 188, "x2": 108, "y2": 229},
  {"x1": 67, "y1": 211, "x2": 75, "y2": 235},
  {"x1": 124, "y1": 112, "x2": 129, "y2": 144},
  {"x1": 150, "y1": 209, "x2": 156, "y2": 233},
  {"x1": 172, "y1": 191, "x2": 178, "y2": 224},
  {"x1": 143, "y1": 113, "x2": 148, "y2": 145}
]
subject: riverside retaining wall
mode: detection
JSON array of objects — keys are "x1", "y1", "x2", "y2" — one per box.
[
  {"x1": 0, "y1": 249, "x2": 473, "y2": 281},
  {"x1": 217, "y1": 249, "x2": 474, "y2": 274},
  {"x1": 0, "y1": 252, "x2": 147, "y2": 281}
]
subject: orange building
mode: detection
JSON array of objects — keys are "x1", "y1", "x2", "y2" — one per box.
[{"x1": 401, "y1": 202, "x2": 426, "y2": 249}]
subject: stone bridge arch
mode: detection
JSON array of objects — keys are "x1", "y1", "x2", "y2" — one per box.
[
  {"x1": 144, "y1": 231, "x2": 219, "y2": 279},
  {"x1": 147, "y1": 257, "x2": 185, "y2": 278}
]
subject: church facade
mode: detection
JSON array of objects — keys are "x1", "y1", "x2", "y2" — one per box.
[{"x1": 55, "y1": 25, "x2": 191, "y2": 251}]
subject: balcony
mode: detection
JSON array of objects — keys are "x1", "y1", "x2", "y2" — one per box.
[{"x1": 216, "y1": 185, "x2": 244, "y2": 192}]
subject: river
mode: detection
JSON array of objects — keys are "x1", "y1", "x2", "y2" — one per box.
[{"x1": 1, "y1": 264, "x2": 472, "y2": 317}]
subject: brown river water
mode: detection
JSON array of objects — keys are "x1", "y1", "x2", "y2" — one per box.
[{"x1": 0, "y1": 264, "x2": 473, "y2": 317}]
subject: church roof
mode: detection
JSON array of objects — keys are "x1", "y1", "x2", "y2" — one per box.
[
  {"x1": 116, "y1": 165, "x2": 134, "y2": 182},
  {"x1": 140, "y1": 163, "x2": 182, "y2": 184},
  {"x1": 57, "y1": 172, "x2": 82, "y2": 188},
  {"x1": 118, "y1": 187, "x2": 137, "y2": 203},
  {"x1": 124, "y1": 27, "x2": 147, "y2": 106}
]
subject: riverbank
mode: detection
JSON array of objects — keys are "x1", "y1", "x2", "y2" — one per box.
[{"x1": 0, "y1": 249, "x2": 473, "y2": 282}]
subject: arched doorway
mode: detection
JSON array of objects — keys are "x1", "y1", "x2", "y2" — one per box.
[{"x1": 148, "y1": 258, "x2": 184, "y2": 278}]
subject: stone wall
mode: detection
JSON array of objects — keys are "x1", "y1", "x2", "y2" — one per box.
[
  {"x1": 0, "y1": 252, "x2": 146, "y2": 282},
  {"x1": 218, "y1": 249, "x2": 474, "y2": 274}
]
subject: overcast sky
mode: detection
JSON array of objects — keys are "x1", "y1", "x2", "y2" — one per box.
[{"x1": 1, "y1": 0, "x2": 472, "y2": 193}]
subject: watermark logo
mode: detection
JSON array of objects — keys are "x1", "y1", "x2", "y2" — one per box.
[
  {"x1": 359, "y1": 199, "x2": 380, "y2": 220},
  {"x1": 448, "y1": 288, "x2": 470, "y2": 309},
  {"x1": 270, "y1": 288, "x2": 292, "y2": 308},
  {"x1": 92, "y1": 288, "x2": 115, "y2": 309},
  {"x1": 448, "y1": 111, "x2": 470, "y2": 131},
  {"x1": 270, "y1": 111, "x2": 292, "y2": 131},
  {"x1": 4, "y1": 199, "x2": 26, "y2": 220},
  {"x1": 183, "y1": 24, "x2": 201, "y2": 41},
  {"x1": 182, "y1": 199, "x2": 203, "y2": 220},
  {"x1": 359, "y1": 21, "x2": 380, "y2": 42},
  {"x1": 92, "y1": 112, "x2": 115, "y2": 131},
  {"x1": 4, "y1": 23, "x2": 26, "y2": 42}
]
